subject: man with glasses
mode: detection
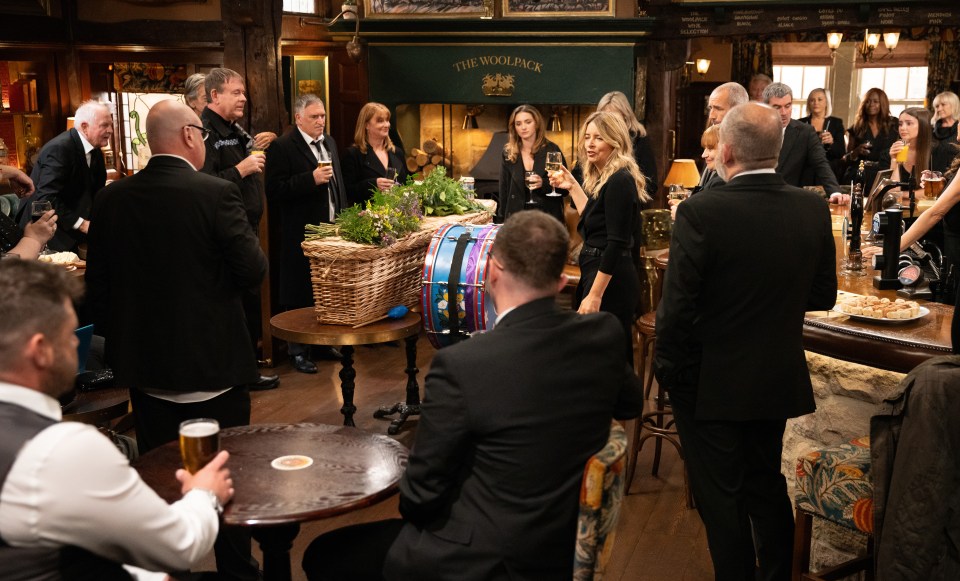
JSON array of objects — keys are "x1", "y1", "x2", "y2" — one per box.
[
  {"x1": 200, "y1": 67, "x2": 280, "y2": 391},
  {"x1": 86, "y1": 100, "x2": 266, "y2": 580}
]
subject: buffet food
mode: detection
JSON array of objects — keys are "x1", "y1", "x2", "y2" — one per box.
[{"x1": 837, "y1": 295, "x2": 921, "y2": 319}]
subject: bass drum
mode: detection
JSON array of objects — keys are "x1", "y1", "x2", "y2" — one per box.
[{"x1": 422, "y1": 223, "x2": 500, "y2": 348}]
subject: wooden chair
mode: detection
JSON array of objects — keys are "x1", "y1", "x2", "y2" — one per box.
[
  {"x1": 792, "y1": 437, "x2": 874, "y2": 580},
  {"x1": 573, "y1": 421, "x2": 628, "y2": 581}
]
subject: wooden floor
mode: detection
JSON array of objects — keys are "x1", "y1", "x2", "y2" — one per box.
[{"x1": 193, "y1": 333, "x2": 714, "y2": 580}]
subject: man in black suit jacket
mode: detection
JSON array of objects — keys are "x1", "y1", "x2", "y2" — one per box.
[
  {"x1": 302, "y1": 211, "x2": 643, "y2": 581},
  {"x1": 17, "y1": 100, "x2": 111, "y2": 252},
  {"x1": 265, "y1": 93, "x2": 347, "y2": 373},
  {"x1": 763, "y1": 82, "x2": 843, "y2": 200},
  {"x1": 86, "y1": 100, "x2": 266, "y2": 580},
  {"x1": 655, "y1": 103, "x2": 837, "y2": 581}
]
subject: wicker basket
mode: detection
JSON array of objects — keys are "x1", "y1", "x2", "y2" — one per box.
[{"x1": 302, "y1": 210, "x2": 491, "y2": 326}]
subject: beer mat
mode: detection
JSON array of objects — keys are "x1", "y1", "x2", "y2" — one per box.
[{"x1": 271, "y1": 455, "x2": 314, "y2": 471}]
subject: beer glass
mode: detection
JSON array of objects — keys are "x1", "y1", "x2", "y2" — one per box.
[
  {"x1": 179, "y1": 418, "x2": 220, "y2": 474},
  {"x1": 920, "y1": 170, "x2": 944, "y2": 200}
]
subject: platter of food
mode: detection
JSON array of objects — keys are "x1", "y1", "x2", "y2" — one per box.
[
  {"x1": 833, "y1": 294, "x2": 929, "y2": 324},
  {"x1": 38, "y1": 251, "x2": 85, "y2": 269}
]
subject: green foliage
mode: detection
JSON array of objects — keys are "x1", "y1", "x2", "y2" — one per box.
[
  {"x1": 305, "y1": 189, "x2": 422, "y2": 247},
  {"x1": 395, "y1": 166, "x2": 487, "y2": 217}
]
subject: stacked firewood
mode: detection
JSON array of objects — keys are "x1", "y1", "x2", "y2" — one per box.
[{"x1": 406, "y1": 139, "x2": 451, "y2": 178}]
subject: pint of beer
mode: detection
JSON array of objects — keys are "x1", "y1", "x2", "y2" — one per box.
[
  {"x1": 317, "y1": 159, "x2": 333, "y2": 169},
  {"x1": 921, "y1": 170, "x2": 945, "y2": 199},
  {"x1": 179, "y1": 418, "x2": 220, "y2": 474}
]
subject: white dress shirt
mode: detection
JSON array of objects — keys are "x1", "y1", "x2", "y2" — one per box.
[
  {"x1": 0, "y1": 381, "x2": 220, "y2": 580},
  {"x1": 298, "y1": 127, "x2": 336, "y2": 219}
]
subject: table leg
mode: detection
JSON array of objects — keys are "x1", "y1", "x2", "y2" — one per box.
[
  {"x1": 373, "y1": 334, "x2": 422, "y2": 435},
  {"x1": 338, "y1": 345, "x2": 357, "y2": 426},
  {"x1": 251, "y1": 523, "x2": 300, "y2": 581}
]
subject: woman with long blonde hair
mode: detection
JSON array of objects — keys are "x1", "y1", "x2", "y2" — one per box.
[
  {"x1": 342, "y1": 102, "x2": 408, "y2": 206},
  {"x1": 597, "y1": 90, "x2": 658, "y2": 200},
  {"x1": 497, "y1": 104, "x2": 566, "y2": 223},
  {"x1": 550, "y1": 111, "x2": 648, "y2": 363}
]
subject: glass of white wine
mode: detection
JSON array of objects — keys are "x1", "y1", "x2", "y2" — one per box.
[
  {"x1": 524, "y1": 170, "x2": 538, "y2": 208},
  {"x1": 545, "y1": 151, "x2": 562, "y2": 197}
]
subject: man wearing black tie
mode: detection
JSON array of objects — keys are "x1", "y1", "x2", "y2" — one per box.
[
  {"x1": 200, "y1": 67, "x2": 279, "y2": 390},
  {"x1": 265, "y1": 94, "x2": 348, "y2": 373},
  {"x1": 17, "y1": 100, "x2": 111, "y2": 252}
]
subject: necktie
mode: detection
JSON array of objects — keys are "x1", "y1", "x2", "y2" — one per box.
[{"x1": 312, "y1": 139, "x2": 337, "y2": 221}]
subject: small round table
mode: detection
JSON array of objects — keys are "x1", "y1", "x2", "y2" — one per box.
[
  {"x1": 270, "y1": 309, "x2": 422, "y2": 432},
  {"x1": 135, "y1": 423, "x2": 408, "y2": 581},
  {"x1": 61, "y1": 386, "x2": 129, "y2": 425}
]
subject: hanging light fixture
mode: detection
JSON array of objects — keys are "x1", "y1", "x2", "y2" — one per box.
[{"x1": 827, "y1": 30, "x2": 899, "y2": 64}]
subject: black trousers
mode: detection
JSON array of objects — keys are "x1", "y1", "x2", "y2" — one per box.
[
  {"x1": 301, "y1": 519, "x2": 404, "y2": 581},
  {"x1": 576, "y1": 253, "x2": 638, "y2": 366},
  {"x1": 130, "y1": 387, "x2": 259, "y2": 581},
  {"x1": 668, "y1": 388, "x2": 794, "y2": 581}
]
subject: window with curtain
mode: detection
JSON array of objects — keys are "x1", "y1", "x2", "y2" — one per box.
[
  {"x1": 857, "y1": 67, "x2": 929, "y2": 116},
  {"x1": 283, "y1": 0, "x2": 318, "y2": 14}
]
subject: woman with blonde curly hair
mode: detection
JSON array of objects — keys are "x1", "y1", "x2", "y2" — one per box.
[
  {"x1": 342, "y1": 102, "x2": 408, "y2": 206},
  {"x1": 549, "y1": 111, "x2": 648, "y2": 362},
  {"x1": 497, "y1": 104, "x2": 566, "y2": 223}
]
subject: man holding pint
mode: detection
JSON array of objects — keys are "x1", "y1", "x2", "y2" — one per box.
[{"x1": 0, "y1": 259, "x2": 233, "y2": 580}]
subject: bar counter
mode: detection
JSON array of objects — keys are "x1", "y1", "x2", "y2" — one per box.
[{"x1": 802, "y1": 206, "x2": 953, "y2": 374}]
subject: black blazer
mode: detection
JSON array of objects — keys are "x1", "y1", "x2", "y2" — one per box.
[
  {"x1": 654, "y1": 172, "x2": 837, "y2": 421},
  {"x1": 86, "y1": 156, "x2": 267, "y2": 392},
  {"x1": 497, "y1": 140, "x2": 566, "y2": 224},
  {"x1": 778, "y1": 119, "x2": 841, "y2": 195},
  {"x1": 691, "y1": 168, "x2": 724, "y2": 195},
  {"x1": 341, "y1": 145, "x2": 408, "y2": 207},
  {"x1": 632, "y1": 132, "x2": 659, "y2": 202},
  {"x1": 385, "y1": 297, "x2": 642, "y2": 581},
  {"x1": 18, "y1": 128, "x2": 105, "y2": 252},
  {"x1": 265, "y1": 130, "x2": 348, "y2": 308}
]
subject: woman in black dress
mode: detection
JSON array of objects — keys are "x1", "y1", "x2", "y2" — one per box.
[
  {"x1": 843, "y1": 88, "x2": 899, "y2": 189},
  {"x1": 597, "y1": 91, "x2": 658, "y2": 202},
  {"x1": 932, "y1": 91, "x2": 959, "y2": 174},
  {"x1": 799, "y1": 88, "x2": 845, "y2": 181},
  {"x1": 341, "y1": 102, "x2": 408, "y2": 207},
  {"x1": 550, "y1": 111, "x2": 650, "y2": 362},
  {"x1": 888, "y1": 107, "x2": 933, "y2": 191},
  {"x1": 496, "y1": 104, "x2": 565, "y2": 224}
]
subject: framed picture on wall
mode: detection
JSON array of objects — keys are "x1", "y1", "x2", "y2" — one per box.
[
  {"x1": 364, "y1": 0, "x2": 488, "y2": 19},
  {"x1": 502, "y1": 0, "x2": 614, "y2": 17},
  {"x1": 291, "y1": 56, "x2": 329, "y2": 127}
]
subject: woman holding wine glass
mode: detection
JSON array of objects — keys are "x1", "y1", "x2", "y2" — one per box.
[
  {"x1": 799, "y1": 88, "x2": 845, "y2": 181},
  {"x1": 597, "y1": 91, "x2": 658, "y2": 202},
  {"x1": 342, "y1": 102, "x2": 408, "y2": 207},
  {"x1": 549, "y1": 111, "x2": 649, "y2": 364},
  {"x1": 496, "y1": 104, "x2": 566, "y2": 224}
]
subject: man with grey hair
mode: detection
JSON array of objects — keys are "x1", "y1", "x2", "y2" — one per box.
[
  {"x1": 265, "y1": 93, "x2": 348, "y2": 373},
  {"x1": 201, "y1": 67, "x2": 279, "y2": 390},
  {"x1": 748, "y1": 73, "x2": 773, "y2": 101},
  {"x1": 707, "y1": 81, "x2": 749, "y2": 126},
  {"x1": 763, "y1": 81, "x2": 844, "y2": 201},
  {"x1": 17, "y1": 100, "x2": 112, "y2": 252},
  {"x1": 655, "y1": 102, "x2": 837, "y2": 580}
]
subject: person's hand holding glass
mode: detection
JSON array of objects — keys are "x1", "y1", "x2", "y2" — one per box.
[
  {"x1": 176, "y1": 418, "x2": 234, "y2": 510},
  {"x1": 377, "y1": 166, "x2": 399, "y2": 192},
  {"x1": 545, "y1": 152, "x2": 563, "y2": 197},
  {"x1": 523, "y1": 170, "x2": 540, "y2": 209},
  {"x1": 31, "y1": 201, "x2": 53, "y2": 253}
]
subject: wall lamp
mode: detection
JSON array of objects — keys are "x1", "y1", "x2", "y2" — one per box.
[
  {"x1": 300, "y1": 9, "x2": 364, "y2": 63},
  {"x1": 462, "y1": 105, "x2": 485, "y2": 130}
]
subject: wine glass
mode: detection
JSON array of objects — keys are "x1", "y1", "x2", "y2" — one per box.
[
  {"x1": 524, "y1": 171, "x2": 538, "y2": 209},
  {"x1": 545, "y1": 152, "x2": 563, "y2": 197},
  {"x1": 386, "y1": 166, "x2": 398, "y2": 184},
  {"x1": 31, "y1": 200, "x2": 53, "y2": 253}
]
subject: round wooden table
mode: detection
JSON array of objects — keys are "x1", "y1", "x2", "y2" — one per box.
[
  {"x1": 61, "y1": 385, "x2": 128, "y2": 425},
  {"x1": 270, "y1": 309, "x2": 423, "y2": 432},
  {"x1": 135, "y1": 423, "x2": 408, "y2": 581}
]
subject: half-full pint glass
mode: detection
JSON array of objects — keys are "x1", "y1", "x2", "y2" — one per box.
[{"x1": 179, "y1": 418, "x2": 220, "y2": 474}]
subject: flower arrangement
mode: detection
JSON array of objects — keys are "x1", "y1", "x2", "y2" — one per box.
[{"x1": 305, "y1": 189, "x2": 422, "y2": 247}]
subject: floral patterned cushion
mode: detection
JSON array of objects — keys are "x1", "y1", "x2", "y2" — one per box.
[
  {"x1": 573, "y1": 422, "x2": 627, "y2": 581},
  {"x1": 795, "y1": 436, "x2": 873, "y2": 534}
]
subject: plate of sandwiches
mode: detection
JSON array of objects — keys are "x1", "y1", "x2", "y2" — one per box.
[{"x1": 833, "y1": 294, "x2": 929, "y2": 324}]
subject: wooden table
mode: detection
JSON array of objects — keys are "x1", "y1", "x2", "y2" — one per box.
[
  {"x1": 135, "y1": 423, "x2": 408, "y2": 581},
  {"x1": 270, "y1": 309, "x2": 422, "y2": 431},
  {"x1": 61, "y1": 386, "x2": 128, "y2": 425}
]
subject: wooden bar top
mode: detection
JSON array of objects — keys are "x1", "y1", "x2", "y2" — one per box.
[{"x1": 802, "y1": 205, "x2": 953, "y2": 373}]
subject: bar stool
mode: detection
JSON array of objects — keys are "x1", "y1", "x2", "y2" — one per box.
[{"x1": 792, "y1": 437, "x2": 874, "y2": 580}]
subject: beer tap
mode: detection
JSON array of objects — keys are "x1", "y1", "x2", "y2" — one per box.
[
  {"x1": 840, "y1": 182, "x2": 866, "y2": 277},
  {"x1": 872, "y1": 208, "x2": 903, "y2": 290}
]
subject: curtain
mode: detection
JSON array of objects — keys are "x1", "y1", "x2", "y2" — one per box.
[
  {"x1": 927, "y1": 39, "x2": 960, "y2": 106},
  {"x1": 731, "y1": 39, "x2": 773, "y2": 88}
]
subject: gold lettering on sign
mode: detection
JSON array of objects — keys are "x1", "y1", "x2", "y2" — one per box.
[{"x1": 452, "y1": 56, "x2": 544, "y2": 74}]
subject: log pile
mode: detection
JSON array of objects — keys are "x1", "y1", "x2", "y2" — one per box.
[{"x1": 406, "y1": 138, "x2": 451, "y2": 177}]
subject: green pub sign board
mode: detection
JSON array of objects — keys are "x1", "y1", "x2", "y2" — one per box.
[{"x1": 369, "y1": 44, "x2": 636, "y2": 105}]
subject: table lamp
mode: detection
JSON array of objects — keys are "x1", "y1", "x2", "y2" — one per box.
[{"x1": 663, "y1": 159, "x2": 701, "y2": 191}]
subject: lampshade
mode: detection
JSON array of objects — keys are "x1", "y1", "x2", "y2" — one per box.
[
  {"x1": 883, "y1": 32, "x2": 900, "y2": 50},
  {"x1": 826, "y1": 32, "x2": 843, "y2": 50},
  {"x1": 695, "y1": 59, "x2": 711, "y2": 75},
  {"x1": 663, "y1": 159, "x2": 701, "y2": 188},
  {"x1": 865, "y1": 32, "x2": 881, "y2": 50}
]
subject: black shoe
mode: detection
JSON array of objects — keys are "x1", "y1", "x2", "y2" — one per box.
[
  {"x1": 247, "y1": 374, "x2": 280, "y2": 391},
  {"x1": 291, "y1": 354, "x2": 318, "y2": 374},
  {"x1": 312, "y1": 346, "x2": 343, "y2": 361}
]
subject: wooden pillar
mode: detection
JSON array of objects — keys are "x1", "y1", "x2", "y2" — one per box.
[
  {"x1": 645, "y1": 41, "x2": 684, "y2": 209},
  {"x1": 221, "y1": 0, "x2": 287, "y2": 366}
]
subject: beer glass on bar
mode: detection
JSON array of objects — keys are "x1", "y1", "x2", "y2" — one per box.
[{"x1": 179, "y1": 418, "x2": 220, "y2": 474}]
